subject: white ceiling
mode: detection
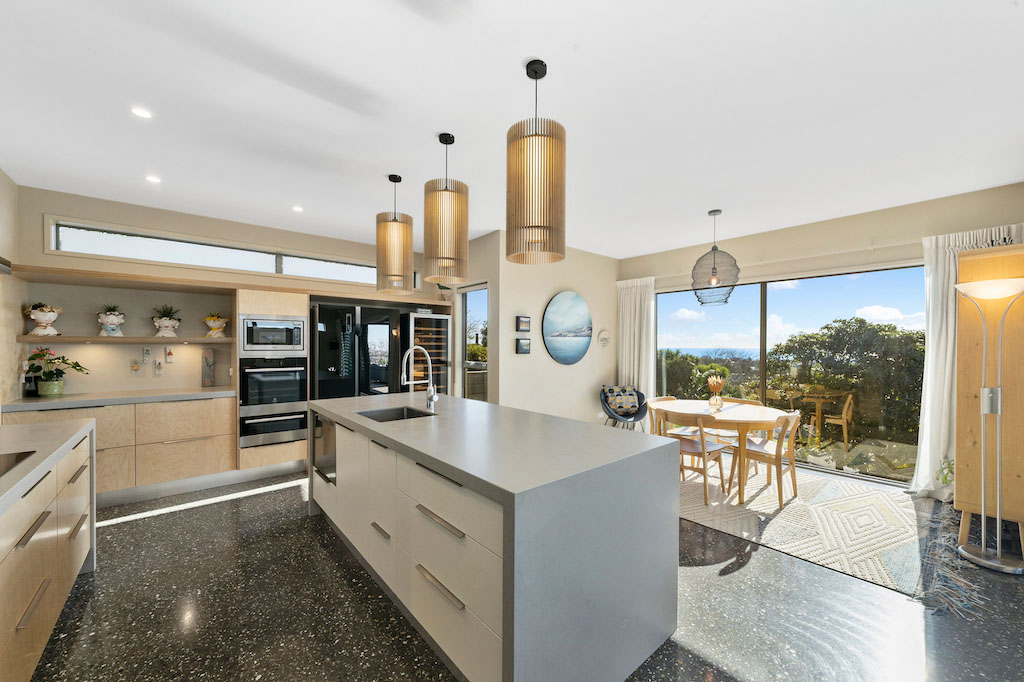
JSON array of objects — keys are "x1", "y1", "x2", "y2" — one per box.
[{"x1": 2, "y1": 1, "x2": 1023, "y2": 259}]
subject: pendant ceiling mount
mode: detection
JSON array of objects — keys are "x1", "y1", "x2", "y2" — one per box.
[
  {"x1": 691, "y1": 209, "x2": 740, "y2": 306},
  {"x1": 424, "y1": 132, "x2": 469, "y2": 284},
  {"x1": 375, "y1": 173, "x2": 413, "y2": 295}
]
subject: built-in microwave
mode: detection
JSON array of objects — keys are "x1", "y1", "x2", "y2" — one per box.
[{"x1": 239, "y1": 315, "x2": 306, "y2": 358}]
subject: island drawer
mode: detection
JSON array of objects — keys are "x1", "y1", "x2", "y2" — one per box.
[
  {"x1": 0, "y1": 500, "x2": 58, "y2": 656},
  {"x1": 395, "y1": 546, "x2": 501, "y2": 682},
  {"x1": 61, "y1": 506, "x2": 91, "y2": 595},
  {"x1": 311, "y1": 467, "x2": 339, "y2": 523},
  {"x1": 2, "y1": 405, "x2": 133, "y2": 450},
  {"x1": 396, "y1": 455, "x2": 503, "y2": 558},
  {"x1": 57, "y1": 461, "x2": 90, "y2": 546},
  {"x1": 0, "y1": 552, "x2": 64, "y2": 682},
  {"x1": 0, "y1": 469, "x2": 56, "y2": 564},
  {"x1": 366, "y1": 440, "x2": 397, "y2": 588},
  {"x1": 56, "y1": 434, "x2": 90, "y2": 491},
  {"x1": 394, "y1": 490, "x2": 502, "y2": 637}
]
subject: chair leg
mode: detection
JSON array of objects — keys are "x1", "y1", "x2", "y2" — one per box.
[
  {"x1": 717, "y1": 457, "x2": 727, "y2": 495},
  {"x1": 775, "y1": 458, "x2": 785, "y2": 508},
  {"x1": 766, "y1": 461, "x2": 772, "y2": 485},
  {"x1": 702, "y1": 457, "x2": 710, "y2": 506},
  {"x1": 842, "y1": 422, "x2": 849, "y2": 452},
  {"x1": 728, "y1": 454, "x2": 737, "y2": 492},
  {"x1": 958, "y1": 511, "x2": 971, "y2": 546},
  {"x1": 789, "y1": 457, "x2": 798, "y2": 498}
]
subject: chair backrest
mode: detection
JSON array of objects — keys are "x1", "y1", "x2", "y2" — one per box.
[
  {"x1": 841, "y1": 393, "x2": 854, "y2": 420},
  {"x1": 773, "y1": 412, "x2": 801, "y2": 456},
  {"x1": 723, "y1": 397, "x2": 764, "y2": 406},
  {"x1": 648, "y1": 396, "x2": 676, "y2": 433},
  {"x1": 655, "y1": 408, "x2": 715, "y2": 440}
]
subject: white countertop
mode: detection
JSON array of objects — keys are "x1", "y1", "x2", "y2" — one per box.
[
  {"x1": 3, "y1": 387, "x2": 236, "y2": 412},
  {"x1": 309, "y1": 393, "x2": 675, "y2": 503},
  {"x1": 0, "y1": 419, "x2": 95, "y2": 515}
]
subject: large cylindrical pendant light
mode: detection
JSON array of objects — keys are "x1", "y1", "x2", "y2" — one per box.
[
  {"x1": 376, "y1": 174, "x2": 414, "y2": 295},
  {"x1": 507, "y1": 59, "x2": 566, "y2": 264},
  {"x1": 424, "y1": 133, "x2": 468, "y2": 284}
]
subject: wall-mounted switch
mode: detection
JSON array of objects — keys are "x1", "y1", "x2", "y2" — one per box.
[{"x1": 143, "y1": 347, "x2": 151, "y2": 364}]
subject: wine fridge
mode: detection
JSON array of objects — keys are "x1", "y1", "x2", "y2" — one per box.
[{"x1": 402, "y1": 312, "x2": 452, "y2": 396}]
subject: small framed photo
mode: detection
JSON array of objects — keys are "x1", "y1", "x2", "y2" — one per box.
[
  {"x1": 515, "y1": 315, "x2": 531, "y2": 333},
  {"x1": 516, "y1": 338, "x2": 531, "y2": 354}
]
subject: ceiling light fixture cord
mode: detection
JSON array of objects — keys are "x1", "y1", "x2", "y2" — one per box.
[
  {"x1": 393, "y1": 181, "x2": 397, "y2": 219},
  {"x1": 712, "y1": 212, "x2": 718, "y2": 269},
  {"x1": 445, "y1": 144, "x2": 448, "y2": 190},
  {"x1": 535, "y1": 77, "x2": 538, "y2": 119}
]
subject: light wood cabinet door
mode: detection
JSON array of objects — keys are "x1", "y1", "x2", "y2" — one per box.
[
  {"x1": 135, "y1": 398, "x2": 235, "y2": 444},
  {"x1": 0, "y1": 501, "x2": 58, "y2": 657},
  {"x1": 96, "y1": 447, "x2": 136, "y2": 494},
  {"x1": 56, "y1": 463, "x2": 90, "y2": 547},
  {"x1": 136, "y1": 435, "x2": 235, "y2": 486},
  {"x1": 238, "y1": 440, "x2": 306, "y2": 470},
  {"x1": 56, "y1": 435, "x2": 90, "y2": 491},
  {"x1": 2, "y1": 405, "x2": 134, "y2": 450},
  {"x1": 236, "y1": 289, "x2": 309, "y2": 316},
  {"x1": 0, "y1": 469, "x2": 56, "y2": 564}
]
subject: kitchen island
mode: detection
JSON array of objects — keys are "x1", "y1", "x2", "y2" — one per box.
[{"x1": 308, "y1": 393, "x2": 678, "y2": 682}]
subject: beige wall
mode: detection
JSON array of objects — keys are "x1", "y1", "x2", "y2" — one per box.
[
  {"x1": 619, "y1": 182, "x2": 1024, "y2": 290},
  {"x1": 0, "y1": 169, "x2": 17, "y2": 263},
  {"x1": 1, "y1": 169, "x2": 26, "y2": 405}
]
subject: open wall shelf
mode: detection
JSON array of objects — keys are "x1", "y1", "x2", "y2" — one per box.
[{"x1": 17, "y1": 335, "x2": 234, "y2": 345}]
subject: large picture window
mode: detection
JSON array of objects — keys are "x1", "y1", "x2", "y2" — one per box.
[{"x1": 656, "y1": 266, "x2": 925, "y2": 482}]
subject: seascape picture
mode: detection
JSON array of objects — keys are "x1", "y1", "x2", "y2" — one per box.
[{"x1": 542, "y1": 291, "x2": 592, "y2": 365}]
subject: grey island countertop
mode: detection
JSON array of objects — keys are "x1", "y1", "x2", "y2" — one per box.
[
  {"x1": 3, "y1": 386, "x2": 237, "y2": 412},
  {"x1": 0, "y1": 418, "x2": 95, "y2": 515},
  {"x1": 310, "y1": 392, "x2": 675, "y2": 503}
]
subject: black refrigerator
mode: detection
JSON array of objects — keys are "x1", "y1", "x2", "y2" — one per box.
[{"x1": 311, "y1": 304, "x2": 402, "y2": 399}]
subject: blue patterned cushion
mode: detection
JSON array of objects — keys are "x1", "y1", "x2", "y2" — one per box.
[{"x1": 603, "y1": 385, "x2": 639, "y2": 416}]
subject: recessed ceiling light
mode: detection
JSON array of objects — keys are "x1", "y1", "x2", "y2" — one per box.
[
  {"x1": 292, "y1": 205, "x2": 304, "y2": 213},
  {"x1": 131, "y1": 107, "x2": 153, "y2": 119},
  {"x1": 146, "y1": 175, "x2": 161, "y2": 183}
]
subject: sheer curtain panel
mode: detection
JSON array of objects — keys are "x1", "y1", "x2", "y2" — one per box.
[{"x1": 616, "y1": 277, "x2": 656, "y2": 400}]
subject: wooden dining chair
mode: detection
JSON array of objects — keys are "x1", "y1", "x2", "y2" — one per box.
[
  {"x1": 729, "y1": 412, "x2": 801, "y2": 509},
  {"x1": 812, "y1": 393, "x2": 855, "y2": 451},
  {"x1": 655, "y1": 408, "x2": 730, "y2": 505}
]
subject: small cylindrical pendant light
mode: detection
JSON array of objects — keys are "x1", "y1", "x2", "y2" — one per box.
[
  {"x1": 506, "y1": 59, "x2": 566, "y2": 264},
  {"x1": 424, "y1": 133, "x2": 469, "y2": 284},
  {"x1": 376, "y1": 174, "x2": 414, "y2": 295}
]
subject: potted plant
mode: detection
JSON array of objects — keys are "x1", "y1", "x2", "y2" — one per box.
[
  {"x1": 97, "y1": 304, "x2": 127, "y2": 337},
  {"x1": 27, "y1": 347, "x2": 89, "y2": 396},
  {"x1": 152, "y1": 304, "x2": 182, "y2": 338},
  {"x1": 23, "y1": 302, "x2": 63, "y2": 336},
  {"x1": 203, "y1": 312, "x2": 229, "y2": 338}
]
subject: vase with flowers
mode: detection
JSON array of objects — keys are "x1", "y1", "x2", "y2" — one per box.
[
  {"x1": 203, "y1": 313, "x2": 229, "y2": 338},
  {"x1": 152, "y1": 304, "x2": 182, "y2": 337},
  {"x1": 27, "y1": 347, "x2": 89, "y2": 397},
  {"x1": 97, "y1": 304, "x2": 127, "y2": 336},
  {"x1": 23, "y1": 302, "x2": 63, "y2": 336},
  {"x1": 707, "y1": 374, "x2": 726, "y2": 413}
]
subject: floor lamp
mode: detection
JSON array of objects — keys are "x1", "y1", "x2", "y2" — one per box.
[{"x1": 955, "y1": 277, "x2": 1024, "y2": 574}]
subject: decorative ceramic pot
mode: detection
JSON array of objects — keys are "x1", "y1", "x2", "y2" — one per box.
[
  {"x1": 97, "y1": 311, "x2": 127, "y2": 337},
  {"x1": 153, "y1": 317, "x2": 180, "y2": 337},
  {"x1": 37, "y1": 380, "x2": 64, "y2": 397},
  {"x1": 28, "y1": 310, "x2": 60, "y2": 336},
  {"x1": 204, "y1": 318, "x2": 228, "y2": 338},
  {"x1": 708, "y1": 393, "x2": 724, "y2": 413}
]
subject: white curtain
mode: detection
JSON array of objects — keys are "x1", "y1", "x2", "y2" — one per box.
[
  {"x1": 616, "y1": 277, "x2": 656, "y2": 400},
  {"x1": 911, "y1": 224, "x2": 1023, "y2": 499}
]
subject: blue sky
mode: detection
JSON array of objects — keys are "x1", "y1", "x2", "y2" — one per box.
[
  {"x1": 657, "y1": 266, "x2": 926, "y2": 349},
  {"x1": 464, "y1": 288, "x2": 488, "y2": 346}
]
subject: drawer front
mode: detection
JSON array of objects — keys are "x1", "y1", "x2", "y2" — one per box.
[
  {"x1": 365, "y1": 516, "x2": 396, "y2": 588},
  {"x1": 0, "y1": 556, "x2": 65, "y2": 682},
  {"x1": 311, "y1": 468, "x2": 339, "y2": 524},
  {"x1": 3, "y1": 405, "x2": 134, "y2": 449},
  {"x1": 0, "y1": 469, "x2": 57, "y2": 564},
  {"x1": 239, "y1": 439, "x2": 306, "y2": 469},
  {"x1": 57, "y1": 461, "x2": 90, "y2": 546},
  {"x1": 395, "y1": 546, "x2": 501, "y2": 682},
  {"x1": 136, "y1": 398, "x2": 235, "y2": 444},
  {"x1": 96, "y1": 446, "x2": 136, "y2": 493},
  {"x1": 0, "y1": 501, "x2": 58, "y2": 657},
  {"x1": 336, "y1": 424, "x2": 369, "y2": 556},
  {"x1": 366, "y1": 441, "x2": 397, "y2": 587},
  {"x1": 394, "y1": 491, "x2": 502, "y2": 637},
  {"x1": 56, "y1": 434, "x2": 90, "y2": 490},
  {"x1": 62, "y1": 506, "x2": 92, "y2": 595},
  {"x1": 136, "y1": 435, "x2": 235, "y2": 486},
  {"x1": 397, "y1": 455, "x2": 504, "y2": 558}
]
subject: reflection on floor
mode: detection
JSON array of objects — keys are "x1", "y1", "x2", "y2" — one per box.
[
  {"x1": 33, "y1": 475, "x2": 1024, "y2": 682},
  {"x1": 799, "y1": 437, "x2": 918, "y2": 482}
]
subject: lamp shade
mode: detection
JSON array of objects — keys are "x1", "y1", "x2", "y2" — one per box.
[
  {"x1": 423, "y1": 178, "x2": 468, "y2": 284},
  {"x1": 691, "y1": 245, "x2": 740, "y2": 305},
  {"x1": 955, "y1": 278, "x2": 1024, "y2": 300},
  {"x1": 375, "y1": 212, "x2": 414, "y2": 294},
  {"x1": 506, "y1": 117, "x2": 566, "y2": 264}
]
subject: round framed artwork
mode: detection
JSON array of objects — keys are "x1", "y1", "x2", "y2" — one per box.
[{"x1": 542, "y1": 291, "x2": 592, "y2": 365}]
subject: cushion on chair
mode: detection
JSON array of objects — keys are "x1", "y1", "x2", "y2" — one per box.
[{"x1": 602, "y1": 385, "x2": 639, "y2": 416}]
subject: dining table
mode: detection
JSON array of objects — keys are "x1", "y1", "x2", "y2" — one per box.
[{"x1": 649, "y1": 399, "x2": 790, "y2": 504}]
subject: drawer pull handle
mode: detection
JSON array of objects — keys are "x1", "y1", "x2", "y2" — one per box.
[
  {"x1": 162, "y1": 436, "x2": 211, "y2": 445},
  {"x1": 70, "y1": 513, "x2": 88, "y2": 541},
  {"x1": 370, "y1": 439, "x2": 386, "y2": 449},
  {"x1": 414, "y1": 462, "x2": 463, "y2": 488},
  {"x1": 16, "y1": 510, "x2": 51, "y2": 549},
  {"x1": 415, "y1": 503, "x2": 465, "y2": 539},
  {"x1": 69, "y1": 463, "x2": 88, "y2": 484},
  {"x1": 314, "y1": 468, "x2": 334, "y2": 485},
  {"x1": 370, "y1": 521, "x2": 390, "y2": 540},
  {"x1": 16, "y1": 578, "x2": 52, "y2": 630},
  {"x1": 74, "y1": 435, "x2": 89, "y2": 449},
  {"x1": 338, "y1": 423, "x2": 354, "y2": 432},
  {"x1": 416, "y1": 564, "x2": 465, "y2": 611},
  {"x1": 243, "y1": 414, "x2": 304, "y2": 424},
  {"x1": 21, "y1": 471, "x2": 50, "y2": 498}
]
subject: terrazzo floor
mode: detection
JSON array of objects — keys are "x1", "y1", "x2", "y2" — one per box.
[{"x1": 32, "y1": 474, "x2": 1024, "y2": 682}]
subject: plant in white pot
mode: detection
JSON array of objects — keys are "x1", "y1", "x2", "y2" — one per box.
[
  {"x1": 23, "y1": 302, "x2": 63, "y2": 336},
  {"x1": 97, "y1": 304, "x2": 127, "y2": 337},
  {"x1": 203, "y1": 313, "x2": 229, "y2": 338},
  {"x1": 152, "y1": 304, "x2": 182, "y2": 338},
  {"x1": 27, "y1": 347, "x2": 89, "y2": 397}
]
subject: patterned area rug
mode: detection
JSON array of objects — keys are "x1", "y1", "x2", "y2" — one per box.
[{"x1": 679, "y1": 463, "x2": 939, "y2": 596}]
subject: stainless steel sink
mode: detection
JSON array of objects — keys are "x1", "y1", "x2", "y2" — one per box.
[{"x1": 356, "y1": 406, "x2": 435, "y2": 423}]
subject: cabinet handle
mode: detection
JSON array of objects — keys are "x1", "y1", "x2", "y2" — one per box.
[
  {"x1": 162, "y1": 436, "x2": 211, "y2": 445},
  {"x1": 74, "y1": 435, "x2": 88, "y2": 449},
  {"x1": 414, "y1": 462, "x2": 463, "y2": 488},
  {"x1": 415, "y1": 564, "x2": 465, "y2": 611},
  {"x1": 314, "y1": 468, "x2": 333, "y2": 485},
  {"x1": 415, "y1": 503, "x2": 465, "y2": 539},
  {"x1": 243, "y1": 414, "x2": 303, "y2": 424},
  {"x1": 338, "y1": 423, "x2": 354, "y2": 432},
  {"x1": 16, "y1": 578, "x2": 52, "y2": 630},
  {"x1": 21, "y1": 471, "x2": 50, "y2": 498},
  {"x1": 370, "y1": 521, "x2": 390, "y2": 540},
  {"x1": 69, "y1": 463, "x2": 88, "y2": 484},
  {"x1": 70, "y1": 513, "x2": 88, "y2": 541},
  {"x1": 16, "y1": 510, "x2": 51, "y2": 549}
]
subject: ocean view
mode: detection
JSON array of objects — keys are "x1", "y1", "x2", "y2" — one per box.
[{"x1": 660, "y1": 347, "x2": 759, "y2": 359}]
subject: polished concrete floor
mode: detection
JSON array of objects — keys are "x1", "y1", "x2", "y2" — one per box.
[{"x1": 32, "y1": 475, "x2": 1024, "y2": 682}]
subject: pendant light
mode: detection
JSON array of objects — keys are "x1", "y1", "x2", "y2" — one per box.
[
  {"x1": 423, "y1": 133, "x2": 468, "y2": 284},
  {"x1": 691, "y1": 209, "x2": 740, "y2": 305},
  {"x1": 506, "y1": 59, "x2": 566, "y2": 264},
  {"x1": 376, "y1": 174, "x2": 414, "y2": 295}
]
